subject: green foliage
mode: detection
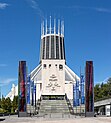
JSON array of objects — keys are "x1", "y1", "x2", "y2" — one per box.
[
  {"x1": 1, "y1": 97, "x2": 7, "y2": 112},
  {"x1": 0, "y1": 98, "x2": 1, "y2": 108},
  {"x1": 1, "y1": 97, "x2": 12, "y2": 113},
  {"x1": 0, "y1": 108, "x2": 7, "y2": 113},
  {"x1": 12, "y1": 96, "x2": 18, "y2": 113},
  {"x1": 94, "y1": 77, "x2": 111, "y2": 102},
  {"x1": 0, "y1": 95, "x2": 18, "y2": 113}
]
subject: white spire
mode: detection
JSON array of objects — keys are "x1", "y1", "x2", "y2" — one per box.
[
  {"x1": 58, "y1": 19, "x2": 60, "y2": 35},
  {"x1": 50, "y1": 16, "x2": 51, "y2": 34},
  {"x1": 61, "y1": 20, "x2": 64, "y2": 35},
  {"x1": 45, "y1": 19, "x2": 47, "y2": 35},
  {"x1": 41, "y1": 21, "x2": 43, "y2": 36},
  {"x1": 63, "y1": 21, "x2": 64, "y2": 35},
  {"x1": 43, "y1": 21, "x2": 44, "y2": 36},
  {"x1": 54, "y1": 18, "x2": 56, "y2": 34},
  {"x1": 41, "y1": 17, "x2": 64, "y2": 36}
]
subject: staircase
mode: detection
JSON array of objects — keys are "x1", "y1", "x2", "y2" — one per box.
[{"x1": 39, "y1": 99, "x2": 70, "y2": 115}]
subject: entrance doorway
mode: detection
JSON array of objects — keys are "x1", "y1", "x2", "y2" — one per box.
[{"x1": 42, "y1": 95, "x2": 65, "y2": 100}]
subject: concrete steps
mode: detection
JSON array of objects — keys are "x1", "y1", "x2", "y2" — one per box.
[
  {"x1": 27, "y1": 104, "x2": 35, "y2": 114},
  {"x1": 39, "y1": 99, "x2": 70, "y2": 115}
]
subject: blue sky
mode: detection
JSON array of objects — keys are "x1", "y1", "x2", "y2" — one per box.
[{"x1": 0, "y1": 0, "x2": 111, "y2": 96}]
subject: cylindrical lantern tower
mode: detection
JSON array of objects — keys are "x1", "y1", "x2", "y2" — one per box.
[{"x1": 40, "y1": 17, "x2": 65, "y2": 61}]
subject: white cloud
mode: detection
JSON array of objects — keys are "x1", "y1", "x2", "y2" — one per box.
[
  {"x1": 26, "y1": 0, "x2": 44, "y2": 19},
  {"x1": 0, "y1": 78, "x2": 17, "y2": 86},
  {"x1": 0, "y1": 3, "x2": 9, "y2": 9},
  {"x1": 0, "y1": 64, "x2": 7, "y2": 67},
  {"x1": 58, "y1": 5, "x2": 111, "y2": 14},
  {"x1": 94, "y1": 7, "x2": 111, "y2": 13},
  {"x1": 30, "y1": 0, "x2": 38, "y2": 9}
]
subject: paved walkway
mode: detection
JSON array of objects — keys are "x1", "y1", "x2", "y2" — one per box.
[{"x1": 1, "y1": 115, "x2": 111, "y2": 123}]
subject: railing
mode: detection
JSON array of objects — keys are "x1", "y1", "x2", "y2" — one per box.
[
  {"x1": 36, "y1": 97, "x2": 42, "y2": 114},
  {"x1": 65, "y1": 94, "x2": 74, "y2": 114},
  {"x1": 0, "y1": 112, "x2": 18, "y2": 116}
]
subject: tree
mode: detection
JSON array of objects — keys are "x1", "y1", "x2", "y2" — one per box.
[
  {"x1": 1, "y1": 97, "x2": 6, "y2": 111},
  {"x1": 5, "y1": 97, "x2": 12, "y2": 113},
  {"x1": 1, "y1": 97, "x2": 12, "y2": 113},
  {"x1": 94, "y1": 77, "x2": 111, "y2": 102},
  {"x1": 0, "y1": 98, "x2": 1, "y2": 108},
  {"x1": 107, "y1": 78, "x2": 111, "y2": 84},
  {"x1": 12, "y1": 96, "x2": 18, "y2": 112},
  {"x1": 94, "y1": 84, "x2": 101, "y2": 101}
]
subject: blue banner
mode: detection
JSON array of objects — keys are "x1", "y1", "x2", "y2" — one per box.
[
  {"x1": 34, "y1": 84, "x2": 36, "y2": 106},
  {"x1": 73, "y1": 84, "x2": 76, "y2": 107},
  {"x1": 80, "y1": 75, "x2": 85, "y2": 104},
  {"x1": 76, "y1": 80, "x2": 80, "y2": 106},
  {"x1": 31, "y1": 81, "x2": 34, "y2": 106},
  {"x1": 34, "y1": 85, "x2": 36, "y2": 94},
  {"x1": 27, "y1": 76, "x2": 30, "y2": 104}
]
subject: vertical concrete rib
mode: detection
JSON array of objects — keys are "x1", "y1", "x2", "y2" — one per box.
[
  {"x1": 41, "y1": 21, "x2": 43, "y2": 36},
  {"x1": 49, "y1": 16, "x2": 51, "y2": 58},
  {"x1": 45, "y1": 19, "x2": 47, "y2": 35},
  {"x1": 44, "y1": 19, "x2": 47, "y2": 59},
  {"x1": 58, "y1": 19, "x2": 61, "y2": 59},
  {"x1": 44, "y1": 37, "x2": 46, "y2": 59},
  {"x1": 54, "y1": 18, "x2": 56, "y2": 59},
  {"x1": 41, "y1": 38, "x2": 43, "y2": 60},
  {"x1": 40, "y1": 21, "x2": 43, "y2": 60},
  {"x1": 61, "y1": 37, "x2": 63, "y2": 59},
  {"x1": 43, "y1": 21, "x2": 44, "y2": 36}
]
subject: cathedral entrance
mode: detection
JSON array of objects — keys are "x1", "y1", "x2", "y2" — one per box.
[{"x1": 42, "y1": 95, "x2": 65, "y2": 100}]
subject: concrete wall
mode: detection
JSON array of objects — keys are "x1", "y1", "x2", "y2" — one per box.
[
  {"x1": 65, "y1": 82, "x2": 73, "y2": 99},
  {"x1": 42, "y1": 60, "x2": 65, "y2": 95}
]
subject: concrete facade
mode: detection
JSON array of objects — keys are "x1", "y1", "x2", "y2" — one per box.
[{"x1": 42, "y1": 60, "x2": 65, "y2": 95}]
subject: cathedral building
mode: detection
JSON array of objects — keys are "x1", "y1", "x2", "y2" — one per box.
[{"x1": 30, "y1": 17, "x2": 80, "y2": 102}]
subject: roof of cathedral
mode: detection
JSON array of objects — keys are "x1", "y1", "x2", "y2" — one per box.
[{"x1": 30, "y1": 64, "x2": 80, "y2": 83}]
